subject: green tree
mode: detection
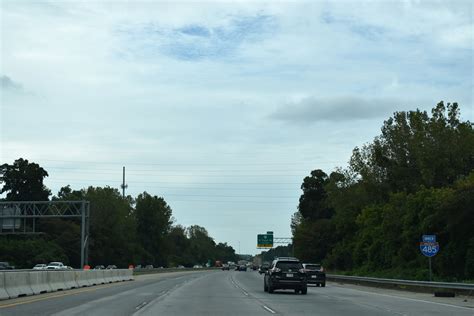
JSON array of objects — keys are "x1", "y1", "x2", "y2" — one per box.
[
  {"x1": 350, "y1": 102, "x2": 474, "y2": 196},
  {"x1": 215, "y1": 242, "x2": 238, "y2": 263},
  {"x1": 165, "y1": 225, "x2": 193, "y2": 267},
  {"x1": 293, "y1": 102, "x2": 474, "y2": 280},
  {"x1": 292, "y1": 169, "x2": 335, "y2": 263},
  {"x1": 0, "y1": 158, "x2": 51, "y2": 201},
  {"x1": 85, "y1": 186, "x2": 138, "y2": 267},
  {"x1": 298, "y1": 169, "x2": 333, "y2": 220},
  {"x1": 135, "y1": 192, "x2": 173, "y2": 266},
  {"x1": 187, "y1": 225, "x2": 216, "y2": 264},
  {"x1": 261, "y1": 245, "x2": 293, "y2": 262},
  {"x1": 0, "y1": 237, "x2": 67, "y2": 268}
]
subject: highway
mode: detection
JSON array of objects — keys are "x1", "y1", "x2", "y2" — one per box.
[{"x1": 1, "y1": 270, "x2": 472, "y2": 315}]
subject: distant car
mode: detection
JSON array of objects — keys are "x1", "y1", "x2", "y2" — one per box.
[
  {"x1": 252, "y1": 265, "x2": 258, "y2": 271},
  {"x1": 0, "y1": 262, "x2": 15, "y2": 270},
  {"x1": 193, "y1": 265, "x2": 203, "y2": 269},
  {"x1": 302, "y1": 263, "x2": 326, "y2": 287},
  {"x1": 145, "y1": 265, "x2": 154, "y2": 269},
  {"x1": 221, "y1": 264, "x2": 230, "y2": 271},
  {"x1": 238, "y1": 265, "x2": 247, "y2": 271},
  {"x1": 106, "y1": 265, "x2": 117, "y2": 269},
  {"x1": 259, "y1": 263, "x2": 270, "y2": 274},
  {"x1": 33, "y1": 264, "x2": 47, "y2": 270},
  {"x1": 177, "y1": 265, "x2": 185, "y2": 269},
  {"x1": 94, "y1": 265, "x2": 105, "y2": 270},
  {"x1": 264, "y1": 257, "x2": 307, "y2": 294},
  {"x1": 46, "y1": 262, "x2": 66, "y2": 270}
]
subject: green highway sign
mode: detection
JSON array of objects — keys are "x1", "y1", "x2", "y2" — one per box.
[{"x1": 257, "y1": 234, "x2": 273, "y2": 248}]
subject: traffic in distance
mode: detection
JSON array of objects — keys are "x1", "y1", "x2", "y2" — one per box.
[
  {"x1": 222, "y1": 256, "x2": 326, "y2": 294},
  {"x1": 0, "y1": 262, "x2": 122, "y2": 270}
]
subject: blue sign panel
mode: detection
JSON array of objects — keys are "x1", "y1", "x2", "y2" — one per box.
[
  {"x1": 422, "y1": 235, "x2": 436, "y2": 243},
  {"x1": 420, "y1": 242, "x2": 439, "y2": 257}
]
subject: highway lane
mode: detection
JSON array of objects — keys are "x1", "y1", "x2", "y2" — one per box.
[
  {"x1": 230, "y1": 270, "x2": 474, "y2": 316},
  {"x1": 138, "y1": 270, "x2": 474, "y2": 316},
  {"x1": 0, "y1": 271, "x2": 209, "y2": 316},
  {"x1": 1, "y1": 270, "x2": 473, "y2": 315}
]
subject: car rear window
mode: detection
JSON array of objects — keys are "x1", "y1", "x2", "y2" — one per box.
[
  {"x1": 305, "y1": 264, "x2": 321, "y2": 270},
  {"x1": 275, "y1": 261, "x2": 302, "y2": 270}
]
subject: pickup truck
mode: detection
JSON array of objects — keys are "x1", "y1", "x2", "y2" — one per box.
[{"x1": 46, "y1": 262, "x2": 67, "y2": 270}]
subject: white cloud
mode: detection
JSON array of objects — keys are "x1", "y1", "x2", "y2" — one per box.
[{"x1": 270, "y1": 96, "x2": 413, "y2": 123}]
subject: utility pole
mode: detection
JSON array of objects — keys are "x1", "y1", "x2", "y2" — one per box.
[{"x1": 121, "y1": 166, "x2": 128, "y2": 198}]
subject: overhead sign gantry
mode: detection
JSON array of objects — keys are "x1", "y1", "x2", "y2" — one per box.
[{"x1": 0, "y1": 200, "x2": 90, "y2": 268}]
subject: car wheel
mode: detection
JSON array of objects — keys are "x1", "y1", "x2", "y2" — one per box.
[
  {"x1": 294, "y1": 289, "x2": 299, "y2": 294},
  {"x1": 264, "y1": 282, "x2": 268, "y2": 292},
  {"x1": 268, "y1": 285, "x2": 274, "y2": 293},
  {"x1": 301, "y1": 286, "x2": 307, "y2": 295},
  {"x1": 321, "y1": 282, "x2": 326, "y2": 287}
]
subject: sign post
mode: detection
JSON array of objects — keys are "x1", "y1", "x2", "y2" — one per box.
[{"x1": 419, "y1": 235, "x2": 439, "y2": 281}]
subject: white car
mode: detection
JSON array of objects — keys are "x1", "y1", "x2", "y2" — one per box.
[
  {"x1": 33, "y1": 264, "x2": 47, "y2": 270},
  {"x1": 46, "y1": 262, "x2": 66, "y2": 270}
]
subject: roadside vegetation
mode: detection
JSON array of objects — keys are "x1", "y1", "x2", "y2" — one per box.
[
  {"x1": 0, "y1": 160, "x2": 238, "y2": 269},
  {"x1": 291, "y1": 102, "x2": 474, "y2": 281}
]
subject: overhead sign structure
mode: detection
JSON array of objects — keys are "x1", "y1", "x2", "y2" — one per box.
[{"x1": 257, "y1": 234, "x2": 273, "y2": 248}]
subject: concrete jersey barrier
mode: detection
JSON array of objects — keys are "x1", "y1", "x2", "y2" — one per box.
[
  {"x1": 63, "y1": 271, "x2": 79, "y2": 289},
  {"x1": 0, "y1": 268, "x2": 134, "y2": 301},
  {"x1": 75, "y1": 270, "x2": 92, "y2": 287},
  {"x1": 29, "y1": 271, "x2": 52, "y2": 294},
  {"x1": 124, "y1": 269, "x2": 134, "y2": 281},
  {"x1": 95, "y1": 269, "x2": 107, "y2": 284},
  {"x1": 4, "y1": 271, "x2": 34, "y2": 298},
  {"x1": 103, "y1": 270, "x2": 114, "y2": 283},
  {"x1": 0, "y1": 272, "x2": 9, "y2": 300},
  {"x1": 110, "y1": 269, "x2": 121, "y2": 282},
  {"x1": 47, "y1": 270, "x2": 68, "y2": 291},
  {"x1": 88, "y1": 270, "x2": 99, "y2": 285}
]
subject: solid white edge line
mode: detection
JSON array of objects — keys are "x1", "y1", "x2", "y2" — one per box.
[
  {"x1": 263, "y1": 305, "x2": 276, "y2": 314},
  {"x1": 331, "y1": 284, "x2": 474, "y2": 311}
]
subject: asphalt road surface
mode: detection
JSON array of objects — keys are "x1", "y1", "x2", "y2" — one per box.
[{"x1": 1, "y1": 270, "x2": 472, "y2": 315}]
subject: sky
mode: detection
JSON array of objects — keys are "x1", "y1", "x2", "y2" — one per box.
[{"x1": 1, "y1": 0, "x2": 473, "y2": 255}]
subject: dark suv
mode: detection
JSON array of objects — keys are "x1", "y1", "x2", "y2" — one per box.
[
  {"x1": 302, "y1": 263, "x2": 326, "y2": 287},
  {"x1": 264, "y1": 257, "x2": 307, "y2": 294}
]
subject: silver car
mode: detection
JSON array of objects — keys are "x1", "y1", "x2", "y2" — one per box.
[{"x1": 33, "y1": 264, "x2": 47, "y2": 270}]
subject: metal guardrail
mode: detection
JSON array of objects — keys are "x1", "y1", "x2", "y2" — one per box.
[{"x1": 327, "y1": 274, "x2": 474, "y2": 291}]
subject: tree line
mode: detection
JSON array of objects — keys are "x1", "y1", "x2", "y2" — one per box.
[
  {"x1": 291, "y1": 102, "x2": 474, "y2": 281},
  {"x1": 0, "y1": 159, "x2": 237, "y2": 268}
]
